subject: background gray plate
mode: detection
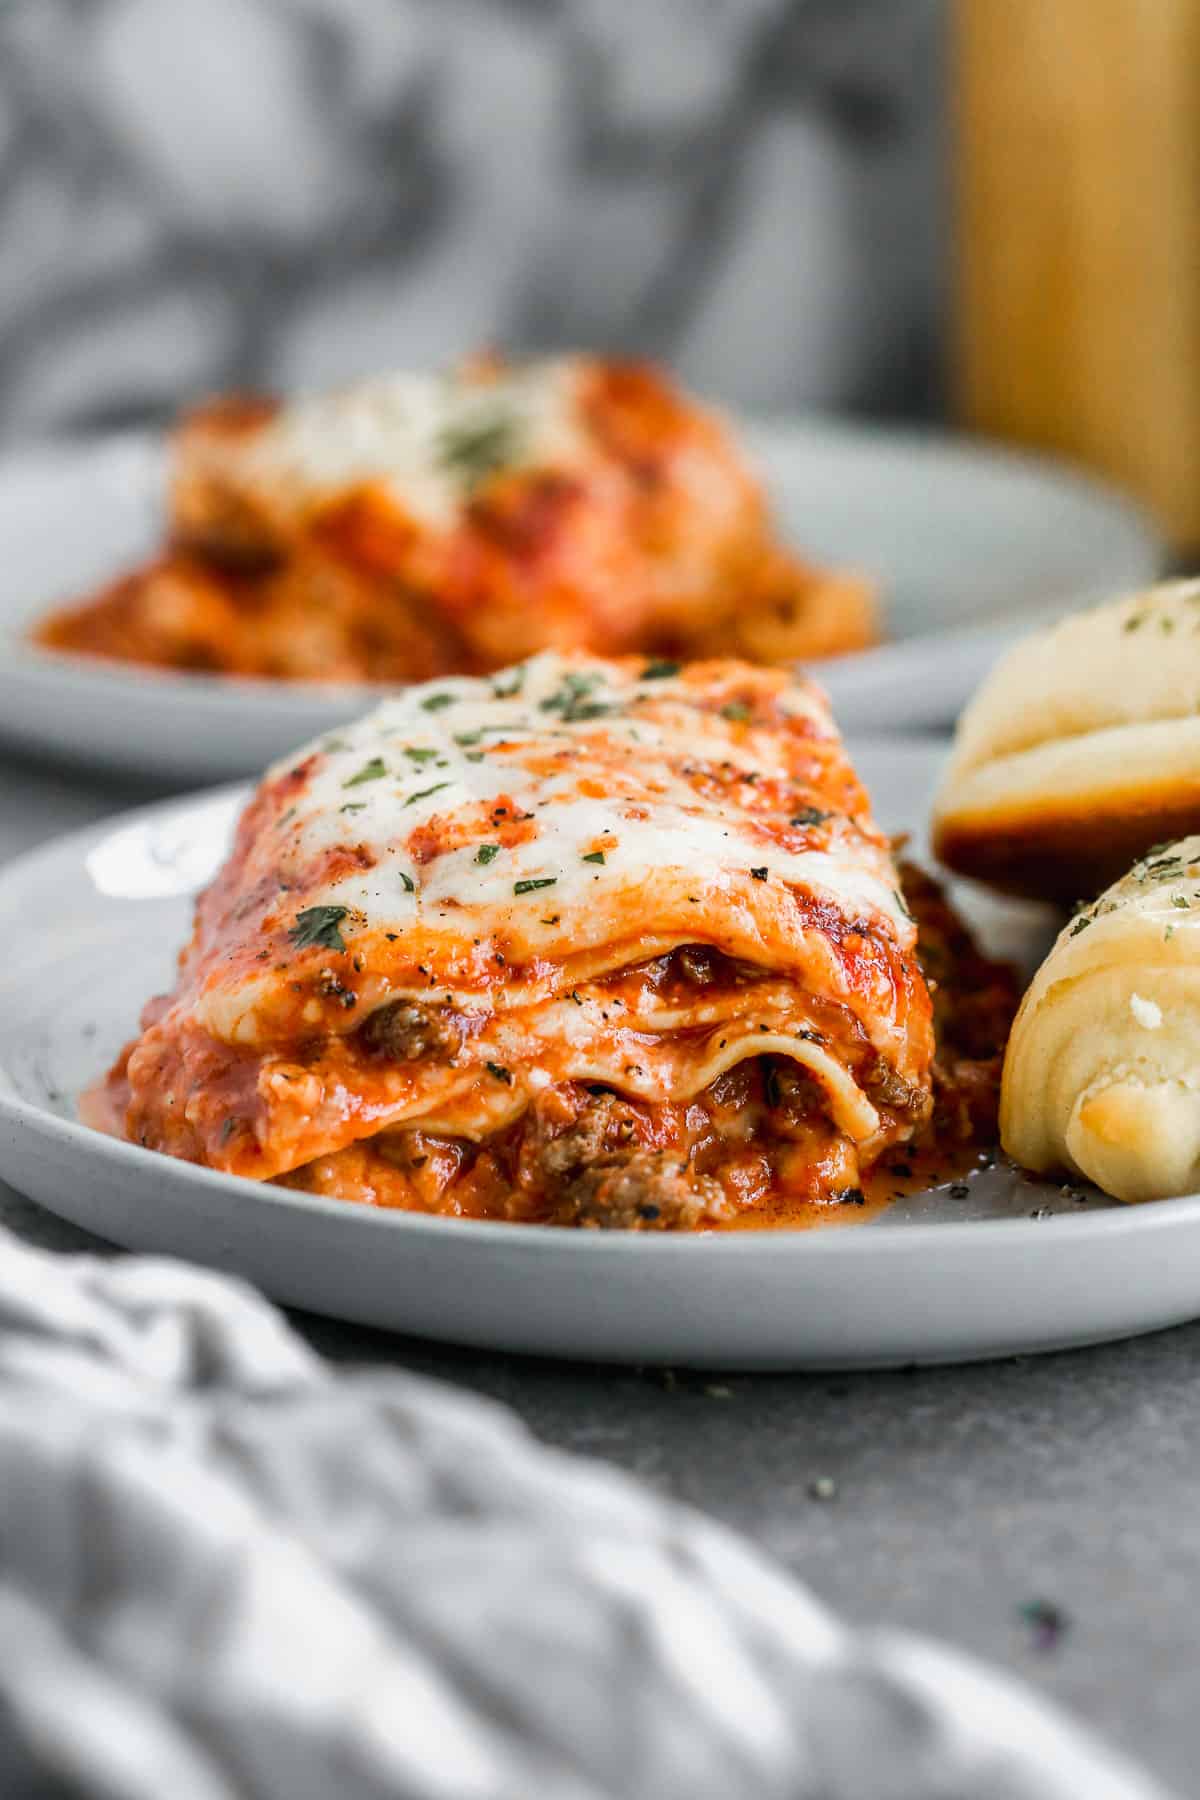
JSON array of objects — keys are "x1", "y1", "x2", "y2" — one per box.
[{"x1": 0, "y1": 423, "x2": 1162, "y2": 779}]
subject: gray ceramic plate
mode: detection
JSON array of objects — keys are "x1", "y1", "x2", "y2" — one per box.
[
  {"x1": 0, "y1": 424, "x2": 1161, "y2": 779},
  {"x1": 1, "y1": 739, "x2": 1195, "y2": 1370}
]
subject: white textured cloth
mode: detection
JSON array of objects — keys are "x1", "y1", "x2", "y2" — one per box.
[{"x1": 0, "y1": 1227, "x2": 1170, "y2": 1800}]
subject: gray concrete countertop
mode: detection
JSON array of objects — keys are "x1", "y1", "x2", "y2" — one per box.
[{"x1": 1, "y1": 749, "x2": 1195, "y2": 1797}]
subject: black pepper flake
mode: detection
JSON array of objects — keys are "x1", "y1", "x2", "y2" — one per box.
[
  {"x1": 790, "y1": 806, "x2": 830, "y2": 827},
  {"x1": 486, "y1": 1062, "x2": 513, "y2": 1085},
  {"x1": 1019, "y1": 1599, "x2": 1069, "y2": 1653},
  {"x1": 949, "y1": 1182, "x2": 970, "y2": 1200},
  {"x1": 750, "y1": 866, "x2": 769, "y2": 881}
]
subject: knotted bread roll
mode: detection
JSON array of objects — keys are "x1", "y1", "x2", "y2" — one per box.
[
  {"x1": 933, "y1": 581, "x2": 1200, "y2": 902},
  {"x1": 1001, "y1": 835, "x2": 1200, "y2": 1201}
]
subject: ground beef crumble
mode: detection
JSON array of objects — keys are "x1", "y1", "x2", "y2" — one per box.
[{"x1": 897, "y1": 858, "x2": 1019, "y2": 1149}]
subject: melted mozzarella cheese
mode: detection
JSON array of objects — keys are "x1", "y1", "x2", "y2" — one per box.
[
  {"x1": 270, "y1": 652, "x2": 907, "y2": 947},
  {"x1": 236, "y1": 360, "x2": 591, "y2": 530},
  {"x1": 193, "y1": 654, "x2": 913, "y2": 1048}
]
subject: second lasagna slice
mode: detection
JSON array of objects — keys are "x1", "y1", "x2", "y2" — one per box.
[{"x1": 103, "y1": 655, "x2": 934, "y2": 1228}]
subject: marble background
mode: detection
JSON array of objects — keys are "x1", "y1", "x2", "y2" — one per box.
[{"x1": 0, "y1": 0, "x2": 944, "y2": 440}]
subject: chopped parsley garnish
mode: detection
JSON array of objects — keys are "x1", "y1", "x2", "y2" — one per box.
[
  {"x1": 539, "y1": 670, "x2": 611, "y2": 723},
  {"x1": 582, "y1": 850, "x2": 605, "y2": 865},
  {"x1": 476, "y1": 844, "x2": 500, "y2": 865},
  {"x1": 1072, "y1": 896, "x2": 1129, "y2": 936},
  {"x1": 340, "y1": 802, "x2": 366, "y2": 815},
  {"x1": 288, "y1": 905, "x2": 350, "y2": 952},
  {"x1": 641, "y1": 659, "x2": 681, "y2": 680},
  {"x1": 721, "y1": 700, "x2": 751, "y2": 722},
  {"x1": 404, "y1": 781, "x2": 452, "y2": 807},
  {"x1": 464, "y1": 750, "x2": 485, "y2": 763},
  {"x1": 440, "y1": 415, "x2": 519, "y2": 490},
  {"x1": 790, "y1": 806, "x2": 830, "y2": 827},
  {"x1": 486, "y1": 1061, "x2": 513, "y2": 1085},
  {"x1": 750, "y1": 866, "x2": 769, "y2": 881},
  {"x1": 491, "y1": 665, "x2": 526, "y2": 699},
  {"x1": 400, "y1": 872, "x2": 415, "y2": 893},
  {"x1": 404, "y1": 746, "x2": 438, "y2": 764},
  {"x1": 421, "y1": 692, "x2": 456, "y2": 713},
  {"x1": 454, "y1": 731, "x2": 482, "y2": 747},
  {"x1": 343, "y1": 756, "x2": 387, "y2": 788},
  {"x1": 514, "y1": 877, "x2": 557, "y2": 895}
]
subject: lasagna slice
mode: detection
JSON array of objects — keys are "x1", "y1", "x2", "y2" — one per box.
[
  {"x1": 98, "y1": 655, "x2": 933, "y2": 1228},
  {"x1": 36, "y1": 357, "x2": 875, "y2": 682}
]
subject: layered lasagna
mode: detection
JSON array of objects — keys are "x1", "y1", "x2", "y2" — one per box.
[
  {"x1": 96, "y1": 655, "x2": 935, "y2": 1228},
  {"x1": 36, "y1": 357, "x2": 875, "y2": 682}
]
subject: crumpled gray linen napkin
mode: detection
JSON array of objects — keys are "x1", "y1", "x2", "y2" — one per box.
[{"x1": 0, "y1": 1225, "x2": 1170, "y2": 1800}]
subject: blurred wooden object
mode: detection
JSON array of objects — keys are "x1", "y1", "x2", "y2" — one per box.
[{"x1": 953, "y1": 0, "x2": 1200, "y2": 545}]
